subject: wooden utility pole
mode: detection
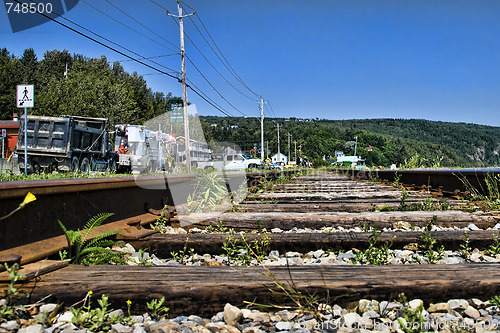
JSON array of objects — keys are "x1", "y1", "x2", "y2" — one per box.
[
  {"x1": 168, "y1": 1, "x2": 194, "y2": 171},
  {"x1": 287, "y1": 133, "x2": 292, "y2": 164},
  {"x1": 277, "y1": 123, "x2": 280, "y2": 163},
  {"x1": 260, "y1": 98, "x2": 264, "y2": 160}
]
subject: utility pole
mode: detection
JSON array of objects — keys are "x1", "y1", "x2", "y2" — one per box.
[
  {"x1": 294, "y1": 140, "x2": 297, "y2": 164},
  {"x1": 287, "y1": 133, "x2": 292, "y2": 165},
  {"x1": 259, "y1": 98, "x2": 268, "y2": 161},
  {"x1": 354, "y1": 136, "x2": 358, "y2": 157},
  {"x1": 168, "y1": 1, "x2": 194, "y2": 171},
  {"x1": 277, "y1": 123, "x2": 280, "y2": 163}
]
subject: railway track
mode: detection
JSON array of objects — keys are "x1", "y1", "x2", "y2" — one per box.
[{"x1": 2, "y1": 169, "x2": 500, "y2": 322}]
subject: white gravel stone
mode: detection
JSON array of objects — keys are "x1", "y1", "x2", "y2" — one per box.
[
  {"x1": 39, "y1": 303, "x2": 58, "y2": 313},
  {"x1": 342, "y1": 312, "x2": 364, "y2": 328},
  {"x1": 275, "y1": 321, "x2": 291, "y2": 330},
  {"x1": 1, "y1": 320, "x2": 19, "y2": 331},
  {"x1": 223, "y1": 303, "x2": 242, "y2": 326},
  {"x1": 408, "y1": 299, "x2": 424, "y2": 310},
  {"x1": 467, "y1": 223, "x2": 480, "y2": 231},
  {"x1": 17, "y1": 325, "x2": 44, "y2": 333}
]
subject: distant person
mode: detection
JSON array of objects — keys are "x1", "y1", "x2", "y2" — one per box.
[{"x1": 390, "y1": 162, "x2": 397, "y2": 170}]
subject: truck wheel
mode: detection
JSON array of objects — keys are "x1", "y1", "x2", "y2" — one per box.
[
  {"x1": 248, "y1": 163, "x2": 257, "y2": 169},
  {"x1": 32, "y1": 162, "x2": 41, "y2": 174},
  {"x1": 48, "y1": 162, "x2": 58, "y2": 173},
  {"x1": 80, "y1": 158, "x2": 90, "y2": 173},
  {"x1": 71, "y1": 157, "x2": 80, "y2": 173}
]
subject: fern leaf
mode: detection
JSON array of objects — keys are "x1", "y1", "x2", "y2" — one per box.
[{"x1": 81, "y1": 213, "x2": 114, "y2": 242}]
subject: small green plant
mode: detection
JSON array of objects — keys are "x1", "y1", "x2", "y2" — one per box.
[
  {"x1": 397, "y1": 294, "x2": 426, "y2": 333},
  {"x1": 69, "y1": 292, "x2": 121, "y2": 332},
  {"x1": 222, "y1": 229, "x2": 271, "y2": 265},
  {"x1": 170, "y1": 238, "x2": 195, "y2": 264},
  {"x1": 129, "y1": 248, "x2": 153, "y2": 266},
  {"x1": 354, "y1": 227, "x2": 395, "y2": 265},
  {"x1": 186, "y1": 170, "x2": 231, "y2": 213},
  {"x1": 487, "y1": 234, "x2": 500, "y2": 256},
  {"x1": 489, "y1": 295, "x2": 500, "y2": 307},
  {"x1": 58, "y1": 213, "x2": 126, "y2": 265},
  {"x1": 399, "y1": 187, "x2": 410, "y2": 210},
  {"x1": 393, "y1": 172, "x2": 401, "y2": 188},
  {"x1": 147, "y1": 297, "x2": 169, "y2": 318},
  {"x1": 419, "y1": 228, "x2": 445, "y2": 264},
  {"x1": 459, "y1": 230, "x2": 472, "y2": 258},
  {"x1": 0, "y1": 263, "x2": 29, "y2": 323}
]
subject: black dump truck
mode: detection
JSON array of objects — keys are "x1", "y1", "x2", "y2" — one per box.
[{"x1": 17, "y1": 115, "x2": 118, "y2": 173}]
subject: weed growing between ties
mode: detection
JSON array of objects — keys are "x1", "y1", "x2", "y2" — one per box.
[
  {"x1": 418, "y1": 216, "x2": 445, "y2": 264},
  {"x1": 0, "y1": 263, "x2": 29, "y2": 324},
  {"x1": 396, "y1": 294, "x2": 427, "y2": 333},
  {"x1": 170, "y1": 238, "x2": 195, "y2": 265},
  {"x1": 223, "y1": 229, "x2": 271, "y2": 266},
  {"x1": 459, "y1": 172, "x2": 500, "y2": 211},
  {"x1": 58, "y1": 213, "x2": 126, "y2": 265},
  {"x1": 354, "y1": 227, "x2": 395, "y2": 265},
  {"x1": 186, "y1": 169, "x2": 248, "y2": 214}
]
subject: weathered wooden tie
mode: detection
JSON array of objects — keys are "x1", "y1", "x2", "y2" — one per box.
[
  {"x1": 127, "y1": 230, "x2": 500, "y2": 256},
  {"x1": 181, "y1": 210, "x2": 498, "y2": 230},
  {"x1": 6, "y1": 264, "x2": 500, "y2": 318}
]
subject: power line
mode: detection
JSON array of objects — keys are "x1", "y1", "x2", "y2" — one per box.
[
  {"x1": 180, "y1": 3, "x2": 257, "y2": 101},
  {"x1": 116, "y1": 54, "x2": 178, "y2": 63},
  {"x1": 182, "y1": 1, "x2": 261, "y2": 99},
  {"x1": 104, "y1": 0, "x2": 179, "y2": 51},
  {"x1": 186, "y1": 79, "x2": 234, "y2": 117},
  {"x1": 148, "y1": 0, "x2": 169, "y2": 11},
  {"x1": 170, "y1": 15, "x2": 248, "y2": 117},
  {"x1": 80, "y1": 0, "x2": 178, "y2": 54},
  {"x1": 16, "y1": 0, "x2": 180, "y2": 79},
  {"x1": 16, "y1": 0, "x2": 242, "y2": 118}
]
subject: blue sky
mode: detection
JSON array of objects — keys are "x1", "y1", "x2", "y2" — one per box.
[{"x1": 2, "y1": 1, "x2": 500, "y2": 126}]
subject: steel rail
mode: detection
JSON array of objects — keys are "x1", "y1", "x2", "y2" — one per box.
[{"x1": 0, "y1": 170, "x2": 296, "y2": 251}]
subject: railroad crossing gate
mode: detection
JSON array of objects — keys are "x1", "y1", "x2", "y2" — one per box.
[{"x1": 17, "y1": 85, "x2": 34, "y2": 108}]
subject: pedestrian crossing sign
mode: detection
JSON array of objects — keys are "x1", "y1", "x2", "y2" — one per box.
[{"x1": 17, "y1": 85, "x2": 34, "y2": 108}]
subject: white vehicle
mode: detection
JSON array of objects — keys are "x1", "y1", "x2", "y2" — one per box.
[
  {"x1": 114, "y1": 124, "x2": 165, "y2": 173},
  {"x1": 197, "y1": 153, "x2": 262, "y2": 171}
]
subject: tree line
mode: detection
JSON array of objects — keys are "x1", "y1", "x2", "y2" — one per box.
[
  {"x1": 199, "y1": 116, "x2": 500, "y2": 168},
  {"x1": 0, "y1": 48, "x2": 179, "y2": 127}
]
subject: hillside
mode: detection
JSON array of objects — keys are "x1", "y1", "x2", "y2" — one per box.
[{"x1": 200, "y1": 116, "x2": 500, "y2": 168}]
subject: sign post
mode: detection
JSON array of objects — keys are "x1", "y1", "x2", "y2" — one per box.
[
  {"x1": 1, "y1": 129, "x2": 5, "y2": 159},
  {"x1": 17, "y1": 85, "x2": 34, "y2": 175}
]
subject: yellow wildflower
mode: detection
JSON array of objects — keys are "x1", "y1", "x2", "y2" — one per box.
[
  {"x1": 126, "y1": 300, "x2": 132, "y2": 306},
  {"x1": 21, "y1": 192, "x2": 37, "y2": 207},
  {"x1": 87, "y1": 290, "x2": 93, "y2": 296}
]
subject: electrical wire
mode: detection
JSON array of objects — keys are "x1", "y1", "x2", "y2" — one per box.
[
  {"x1": 18, "y1": 0, "x2": 243, "y2": 118},
  {"x1": 116, "y1": 54, "x2": 178, "y2": 63},
  {"x1": 15, "y1": 0, "x2": 180, "y2": 80},
  {"x1": 181, "y1": 5, "x2": 257, "y2": 101},
  {"x1": 80, "y1": 0, "x2": 176, "y2": 55},
  {"x1": 104, "y1": 0, "x2": 179, "y2": 51},
  {"x1": 181, "y1": 1, "x2": 261, "y2": 99},
  {"x1": 170, "y1": 15, "x2": 248, "y2": 117},
  {"x1": 186, "y1": 79, "x2": 234, "y2": 117}
]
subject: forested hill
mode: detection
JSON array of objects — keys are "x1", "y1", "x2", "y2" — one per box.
[
  {"x1": 200, "y1": 116, "x2": 500, "y2": 168},
  {"x1": 329, "y1": 119, "x2": 500, "y2": 166}
]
